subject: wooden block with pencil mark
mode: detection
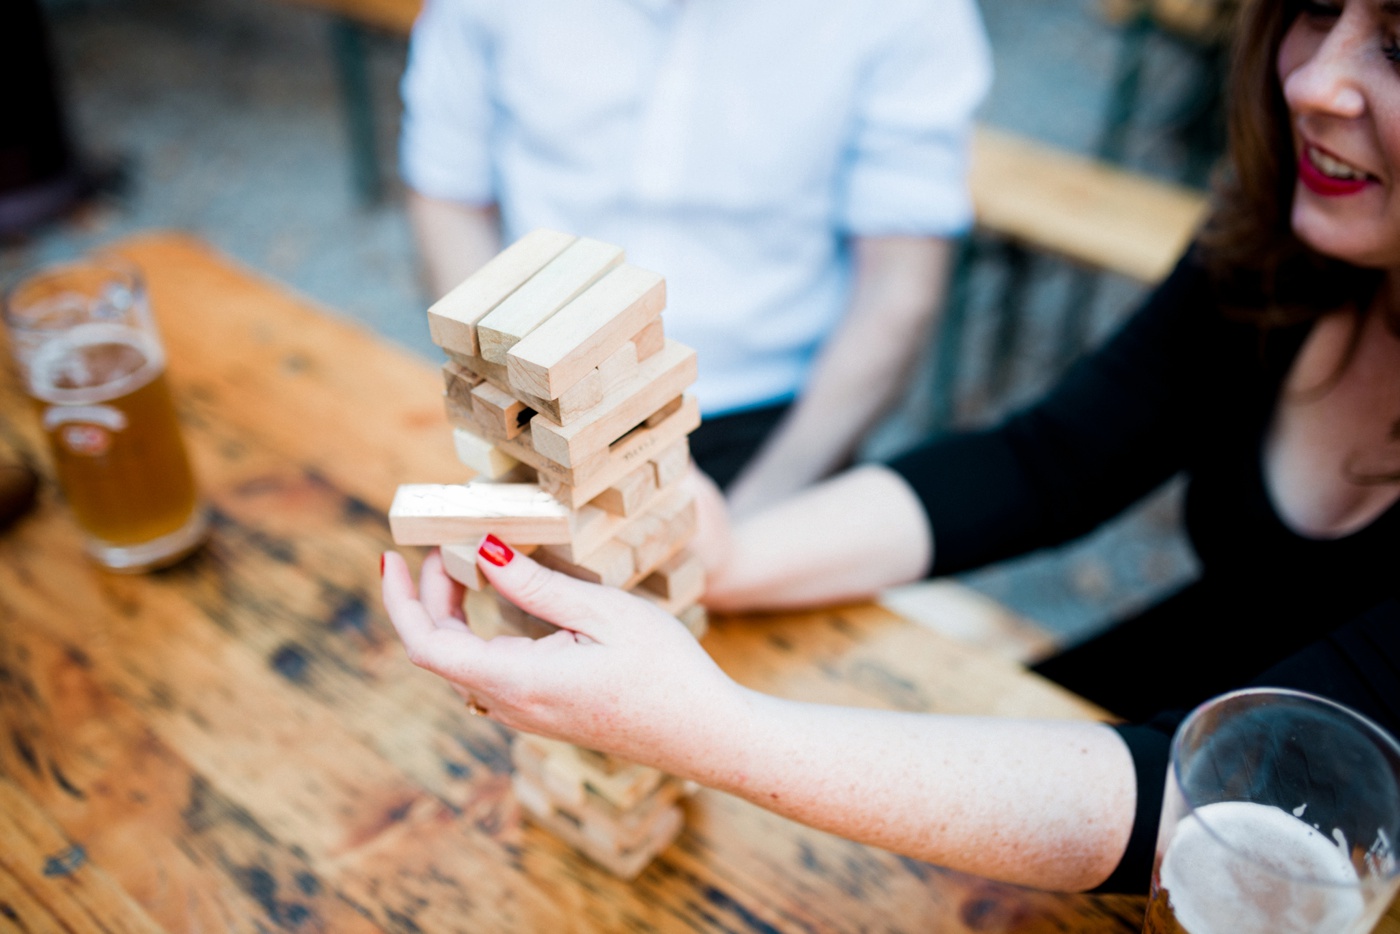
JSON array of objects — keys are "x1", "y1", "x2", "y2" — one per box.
[
  {"x1": 427, "y1": 229, "x2": 576, "y2": 356},
  {"x1": 530, "y1": 341, "x2": 697, "y2": 467},
  {"x1": 476, "y1": 238, "x2": 625, "y2": 363},
  {"x1": 389, "y1": 483, "x2": 572, "y2": 546},
  {"x1": 650, "y1": 440, "x2": 689, "y2": 489},
  {"x1": 507, "y1": 264, "x2": 666, "y2": 400}
]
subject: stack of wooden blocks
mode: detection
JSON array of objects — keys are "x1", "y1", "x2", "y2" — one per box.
[{"x1": 388, "y1": 229, "x2": 707, "y2": 878}]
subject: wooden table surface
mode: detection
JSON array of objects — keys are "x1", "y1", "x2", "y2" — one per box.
[{"x1": 0, "y1": 233, "x2": 1385, "y2": 933}]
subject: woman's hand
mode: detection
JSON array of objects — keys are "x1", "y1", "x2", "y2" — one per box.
[{"x1": 381, "y1": 540, "x2": 745, "y2": 773}]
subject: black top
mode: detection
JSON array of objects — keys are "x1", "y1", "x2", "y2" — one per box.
[{"x1": 888, "y1": 250, "x2": 1400, "y2": 892}]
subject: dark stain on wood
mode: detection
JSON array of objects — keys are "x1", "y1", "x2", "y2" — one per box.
[
  {"x1": 765, "y1": 633, "x2": 794, "y2": 653},
  {"x1": 848, "y1": 661, "x2": 924, "y2": 710},
  {"x1": 454, "y1": 731, "x2": 512, "y2": 774},
  {"x1": 270, "y1": 642, "x2": 313, "y2": 685},
  {"x1": 209, "y1": 508, "x2": 298, "y2": 565},
  {"x1": 182, "y1": 775, "x2": 278, "y2": 846},
  {"x1": 50, "y1": 762, "x2": 85, "y2": 799},
  {"x1": 382, "y1": 907, "x2": 426, "y2": 934},
  {"x1": 11, "y1": 729, "x2": 39, "y2": 775},
  {"x1": 324, "y1": 587, "x2": 371, "y2": 640},
  {"x1": 231, "y1": 863, "x2": 320, "y2": 930},
  {"x1": 41, "y1": 844, "x2": 86, "y2": 877},
  {"x1": 696, "y1": 882, "x2": 785, "y2": 934},
  {"x1": 295, "y1": 871, "x2": 321, "y2": 897}
]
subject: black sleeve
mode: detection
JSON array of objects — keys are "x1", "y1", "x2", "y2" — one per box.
[
  {"x1": 1096, "y1": 597, "x2": 1400, "y2": 894},
  {"x1": 889, "y1": 251, "x2": 1221, "y2": 576}
]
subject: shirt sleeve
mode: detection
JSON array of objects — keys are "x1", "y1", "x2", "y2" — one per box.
[
  {"x1": 836, "y1": 0, "x2": 992, "y2": 236},
  {"x1": 888, "y1": 251, "x2": 1220, "y2": 576},
  {"x1": 1098, "y1": 597, "x2": 1400, "y2": 893},
  {"x1": 398, "y1": 0, "x2": 496, "y2": 204}
]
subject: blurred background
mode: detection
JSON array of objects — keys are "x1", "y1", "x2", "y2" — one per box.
[{"x1": 2, "y1": 0, "x2": 1226, "y2": 650}]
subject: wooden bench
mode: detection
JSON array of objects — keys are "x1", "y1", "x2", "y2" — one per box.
[
  {"x1": 969, "y1": 125, "x2": 1209, "y2": 285},
  {"x1": 930, "y1": 126, "x2": 1210, "y2": 427}
]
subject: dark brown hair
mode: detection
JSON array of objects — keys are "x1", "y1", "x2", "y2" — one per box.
[{"x1": 1199, "y1": 0, "x2": 1384, "y2": 324}]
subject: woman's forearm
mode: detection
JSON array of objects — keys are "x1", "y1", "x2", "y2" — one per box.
[
  {"x1": 705, "y1": 465, "x2": 935, "y2": 612},
  {"x1": 669, "y1": 688, "x2": 1139, "y2": 892}
]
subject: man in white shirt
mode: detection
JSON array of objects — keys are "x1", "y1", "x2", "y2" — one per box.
[{"x1": 400, "y1": 0, "x2": 991, "y2": 513}]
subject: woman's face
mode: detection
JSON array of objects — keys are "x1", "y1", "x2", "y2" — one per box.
[{"x1": 1279, "y1": 0, "x2": 1400, "y2": 268}]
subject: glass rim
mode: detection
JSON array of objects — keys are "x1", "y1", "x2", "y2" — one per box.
[
  {"x1": 1170, "y1": 687, "x2": 1400, "y2": 888},
  {"x1": 2, "y1": 254, "x2": 146, "y2": 330}
]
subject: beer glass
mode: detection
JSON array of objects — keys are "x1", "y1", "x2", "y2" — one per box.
[
  {"x1": 2, "y1": 257, "x2": 207, "y2": 571},
  {"x1": 1143, "y1": 688, "x2": 1400, "y2": 934}
]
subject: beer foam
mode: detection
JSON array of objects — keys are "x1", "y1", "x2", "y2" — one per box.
[
  {"x1": 1160, "y1": 801, "x2": 1366, "y2": 934},
  {"x1": 29, "y1": 323, "x2": 164, "y2": 406}
]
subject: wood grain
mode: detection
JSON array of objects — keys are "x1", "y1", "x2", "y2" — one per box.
[{"x1": 10, "y1": 231, "x2": 1365, "y2": 932}]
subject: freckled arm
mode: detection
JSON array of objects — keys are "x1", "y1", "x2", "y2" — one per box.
[{"x1": 671, "y1": 692, "x2": 1138, "y2": 892}]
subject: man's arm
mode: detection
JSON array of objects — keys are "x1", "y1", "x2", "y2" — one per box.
[
  {"x1": 725, "y1": 235, "x2": 953, "y2": 517},
  {"x1": 406, "y1": 190, "x2": 502, "y2": 300}
]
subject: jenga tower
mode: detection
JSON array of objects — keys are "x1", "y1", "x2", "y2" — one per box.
[{"x1": 388, "y1": 230, "x2": 707, "y2": 878}]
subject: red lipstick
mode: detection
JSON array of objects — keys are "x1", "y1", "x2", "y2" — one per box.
[{"x1": 1298, "y1": 146, "x2": 1373, "y2": 197}]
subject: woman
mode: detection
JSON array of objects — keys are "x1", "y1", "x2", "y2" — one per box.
[{"x1": 382, "y1": 0, "x2": 1400, "y2": 893}]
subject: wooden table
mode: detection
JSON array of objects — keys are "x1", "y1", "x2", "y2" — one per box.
[{"x1": 0, "y1": 233, "x2": 1378, "y2": 933}]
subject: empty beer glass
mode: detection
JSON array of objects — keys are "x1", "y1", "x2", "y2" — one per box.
[
  {"x1": 1143, "y1": 688, "x2": 1400, "y2": 934},
  {"x1": 3, "y1": 256, "x2": 206, "y2": 571}
]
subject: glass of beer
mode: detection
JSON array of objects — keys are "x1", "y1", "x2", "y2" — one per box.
[
  {"x1": 2, "y1": 256, "x2": 207, "y2": 571},
  {"x1": 1143, "y1": 688, "x2": 1400, "y2": 934}
]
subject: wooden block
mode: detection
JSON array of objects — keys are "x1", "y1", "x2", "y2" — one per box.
[
  {"x1": 650, "y1": 439, "x2": 689, "y2": 489},
  {"x1": 510, "y1": 772, "x2": 683, "y2": 880},
  {"x1": 632, "y1": 317, "x2": 664, "y2": 361},
  {"x1": 507, "y1": 264, "x2": 666, "y2": 400},
  {"x1": 450, "y1": 349, "x2": 603, "y2": 427},
  {"x1": 597, "y1": 340, "x2": 639, "y2": 391},
  {"x1": 535, "y1": 538, "x2": 635, "y2": 589},
  {"x1": 677, "y1": 603, "x2": 709, "y2": 639},
  {"x1": 427, "y1": 229, "x2": 576, "y2": 355},
  {"x1": 451, "y1": 428, "x2": 522, "y2": 479},
  {"x1": 440, "y1": 542, "x2": 487, "y2": 590},
  {"x1": 616, "y1": 515, "x2": 666, "y2": 574},
  {"x1": 389, "y1": 483, "x2": 572, "y2": 546},
  {"x1": 530, "y1": 341, "x2": 697, "y2": 467},
  {"x1": 591, "y1": 462, "x2": 657, "y2": 517},
  {"x1": 441, "y1": 361, "x2": 484, "y2": 409},
  {"x1": 643, "y1": 395, "x2": 684, "y2": 429},
  {"x1": 639, "y1": 550, "x2": 704, "y2": 604},
  {"x1": 476, "y1": 238, "x2": 625, "y2": 363},
  {"x1": 494, "y1": 395, "x2": 702, "y2": 507},
  {"x1": 470, "y1": 381, "x2": 533, "y2": 440},
  {"x1": 441, "y1": 543, "x2": 537, "y2": 591},
  {"x1": 445, "y1": 348, "x2": 510, "y2": 386}
]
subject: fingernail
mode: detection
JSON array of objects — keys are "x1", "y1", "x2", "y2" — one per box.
[
  {"x1": 479, "y1": 534, "x2": 513, "y2": 567},
  {"x1": 379, "y1": 553, "x2": 386, "y2": 576}
]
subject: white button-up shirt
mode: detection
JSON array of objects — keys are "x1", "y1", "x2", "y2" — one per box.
[{"x1": 401, "y1": 0, "x2": 991, "y2": 415}]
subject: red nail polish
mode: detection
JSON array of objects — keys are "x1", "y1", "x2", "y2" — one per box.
[
  {"x1": 479, "y1": 534, "x2": 514, "y2": 567},
  {"x1": 379, "y1": 554, "x2": 385, "y2": 576}
]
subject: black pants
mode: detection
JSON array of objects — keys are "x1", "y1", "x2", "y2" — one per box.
[{"x1": 687, "y1": 402, "x2": 791, "y2": 491}]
